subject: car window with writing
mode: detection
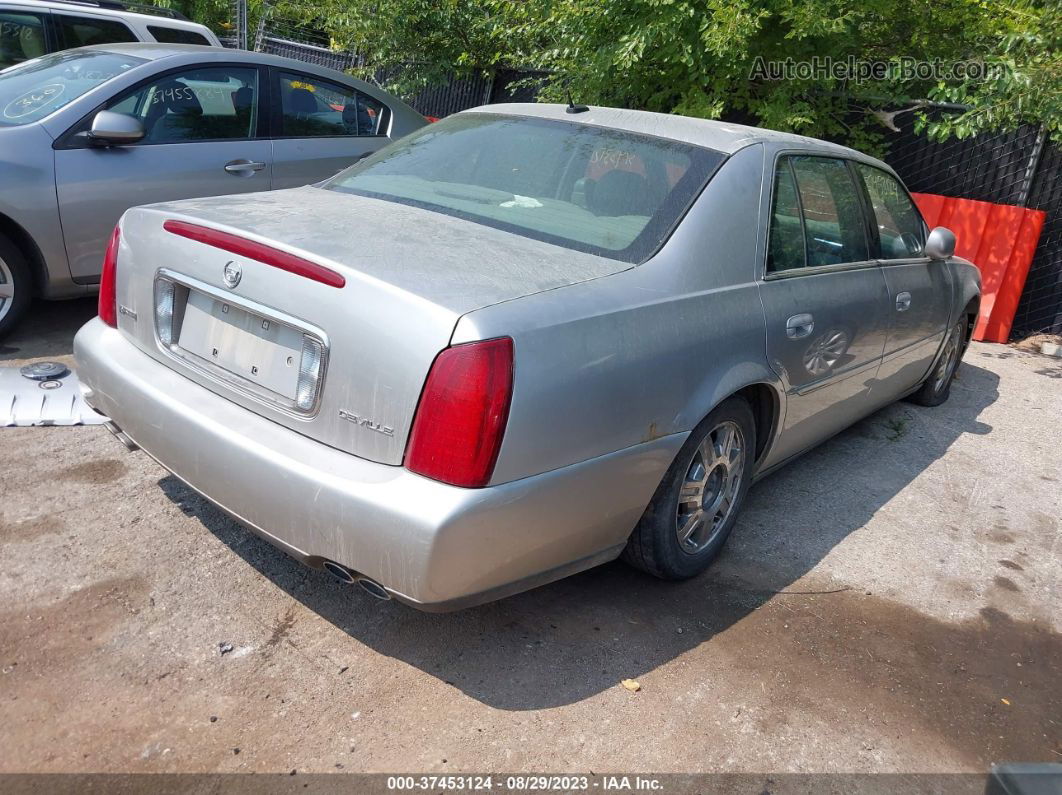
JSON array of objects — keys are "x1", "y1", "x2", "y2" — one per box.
[{"x1": 108, "y1": 67, "x2": 258, "y2": 143}]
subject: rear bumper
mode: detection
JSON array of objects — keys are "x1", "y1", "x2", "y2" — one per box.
[{"x1": 73, "y1": 319, "x2": 683, "y2": 610}]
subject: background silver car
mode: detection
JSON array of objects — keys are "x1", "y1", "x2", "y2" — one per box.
[
  {"x1": 75, "y1": 104, "x2": 981, "y2": 610},
  {"x1": 0, "y1": 42, "x2": 426, "y2": 336}
]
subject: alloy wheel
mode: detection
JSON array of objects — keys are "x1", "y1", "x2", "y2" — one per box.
[
  {"x1": 933, "y1": 323, "x2": 963, "y2": 394},
  {"x1": 675, "y1": 420, "x2": 745, "y2": 554},
  {"x1": 0, "y1": 254, "x2": 14, "y2": 325}
]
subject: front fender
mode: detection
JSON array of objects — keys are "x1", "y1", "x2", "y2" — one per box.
[{"x1": 0, "y1": 125, "x2": 70, "y2": 294}]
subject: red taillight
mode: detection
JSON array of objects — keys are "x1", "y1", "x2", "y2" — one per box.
[
  {"x1": 405, "y1": 337, "x2": 514, "y2": 488},
  {"x1": 163, "y1": 220, "x2": 346, "y2": 288},
  {"x1": 98, "y1": 224, "x2": 121, "y2": 327}
]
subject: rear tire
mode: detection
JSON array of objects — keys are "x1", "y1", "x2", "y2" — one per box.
[
  {"x1": 623, "y1": 397, "x2": 756, "y2": 580},
  {"x1": 908, "y1": 319, "x2": 966, "y2": 407},
  {"x1": 0, "y1": 234, "x2": 31, "y2": 341}
]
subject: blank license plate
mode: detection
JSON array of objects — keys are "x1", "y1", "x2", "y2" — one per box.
[{"x1": 178, "y1": 290, "x2": 304, "y2": 399}]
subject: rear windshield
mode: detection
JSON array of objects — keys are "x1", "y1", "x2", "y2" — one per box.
[
  {"x1": 0, "y1": 50, "x2": 145, "y2": 127},
  {"x1": 325, "y1": 113, "x2": 725, "y2": 263}
]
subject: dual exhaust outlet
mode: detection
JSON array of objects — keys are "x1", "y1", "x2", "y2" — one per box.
[
  {"x1": 321, "y1": 560, "x2": 391, "y2": 601},
  {"x1": 101, "y1": 416, "x2": 389, "y2": 603}
]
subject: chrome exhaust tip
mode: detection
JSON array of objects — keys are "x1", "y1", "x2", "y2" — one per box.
[
  {"x1": 356, "y1": 576, "x2": 391, "y2": 601},
  {"x1": 322, "y1": 560, "x2": 356, "y2": 585},
  {"x1": 104, "y1": 421, "x2": 139, "y2": 451},
  {"x1": 321, "y1": 561, "x2": 390, "y2": 601}
]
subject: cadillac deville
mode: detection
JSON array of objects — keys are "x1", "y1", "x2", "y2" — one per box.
[{"x1": 74, "y1": 104, "x2": 981, "y2": 610}]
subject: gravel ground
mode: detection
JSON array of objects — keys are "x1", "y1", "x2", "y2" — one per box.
[{"x1": 1, "y1": 299, "x2": 1059, "y2": 774}]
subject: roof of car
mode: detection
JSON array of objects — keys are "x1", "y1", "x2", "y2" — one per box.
[
  {"x1": 465, "y1": 103, "x2": 869, "y2": 159},
  {"x1": 78, "y1": 41, "x2": 248, "y2": 60},
  {"x1": 2, "y1": 0, "x2": 210, "y2": 30},
  {"x1": 78, "y1": 42, "x2": 360, "y2": 79}
]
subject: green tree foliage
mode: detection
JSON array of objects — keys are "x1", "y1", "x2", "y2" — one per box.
[
  {"x1": 148, "y1": 0, "x2": 240, "y2": 36},
  {"x1": 147, "y1": 0, "x2": 1060, "y2": 148},
  {"x1": 517, "y1": 0, "x2": 1058, "y2": 149},
  {"x1": 917, "y1": 1, "x2": 1060, "y2": 140}
]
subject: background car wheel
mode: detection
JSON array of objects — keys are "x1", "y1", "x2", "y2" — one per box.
[
  {"x1": 908, "y1": 319, "x2": 967, "y2": 407},
  {"x1": 0, "y1": 234, "x2": 31, "y2": 341},
  {"x1": 623, "y1": 397, "x2": 756, "y2": 580}
]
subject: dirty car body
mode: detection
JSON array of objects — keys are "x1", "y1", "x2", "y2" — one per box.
[{"x1": 74, "y1": 104, "x2": 981, "y2": 610}]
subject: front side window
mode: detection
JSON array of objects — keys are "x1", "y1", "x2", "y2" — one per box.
[
  {"x1": 855, "y1": 164, "x2": 926, "y2": 258},
  {"x1": 147, "y1": 26, "x2": 211, "y2": 46},
  {"x1": 789, "y1": 156, "x2": 870, "y2": 267},
  {"x1": 0, "y1": 50, "x2": 145, "y2": 127},
  {"x1": 0, "y1": 11, "x2": 48, "y2": 70},
  {"x1": 278, "y1": 71, "x2": 387, "y2": 137},
  {"x1": 56, "y1": 15, "x2": 136, "y2": 48},
  {"x1": 325, "y1": 113, "x2": 725, "y2": 262},
  {"x1": 107, "y1": 66, "x2": 258, "y2": 144}
]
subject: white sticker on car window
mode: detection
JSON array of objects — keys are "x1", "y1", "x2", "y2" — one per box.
[
  {"x1": 501, "y1": 195, "x2": 543, "y2": 208},
  {"x1": 2, "y1": 83, "x2": 64, "y2": 119}
]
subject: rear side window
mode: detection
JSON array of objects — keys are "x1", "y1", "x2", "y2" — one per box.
[
  {"x1": 148, "y1": 26, "x2": 211, "y2": 46},
  {"x1": 278, "y1": 71, "x2": 387, "y2": 137},
  {"x1": 855, "y1": 164, "x2": 926, "y2": 258},
  {"x1": 56, "y1": 14, "x2": 136, "y2": 48},
  {"x1": 789, "y1": 156, "x2": 869, "y2": 267},
  {"x1": 0, "y1": 11, "x2": 48, "y2": 70},
  {"x1": 767, "y1": 160, "x2": 804, "y2": 272}
]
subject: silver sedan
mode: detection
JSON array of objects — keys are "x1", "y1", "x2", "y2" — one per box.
[
  {"x1": 74, "y1": 104, "x2": 981, "y2": 610},
  {"x1": 0, "y1": 43, "x2": 426, "y2": 337}
]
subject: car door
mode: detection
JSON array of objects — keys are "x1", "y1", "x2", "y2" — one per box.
[
  {"x1": 54, "y1": 63, "x2": 272, "y2": 282},
  {"x1": 758, "y1": 154, "x2": 892, "y2": 467},
  {"x1": 269, "y1": 68, "x2": 392, "y2": 188},
  {"x1": 853, "y1": 163, "x2": 955, "y2": 396}
]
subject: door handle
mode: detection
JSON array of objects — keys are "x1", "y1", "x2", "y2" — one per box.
[
  {"x1": 895, "y1": 291, "x2": 912, "y2": 311},
  {"x1": 786, "y1": 313, "x2": 814, "y2": 339},
  {"x1": 224, "y1": 159, "x2": 266, "y2": 176}
]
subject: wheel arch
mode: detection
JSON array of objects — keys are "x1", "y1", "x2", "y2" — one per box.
[
  {"x1": 732, "y1": 382, "x2": 781, "y2": 466},
  {"x1": 684, "y1": 376, "x2": 783, "y2": 470},
  {"x1": 961, "y1": 295, "x2": 980, "y2": 349},
  {"x1": 0, "y1": 211, "x2": 46, "y2": 296}
]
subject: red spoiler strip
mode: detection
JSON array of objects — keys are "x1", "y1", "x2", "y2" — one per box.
[{"x1": 163, "y1": 220, "x2": 346, "y2": 289}]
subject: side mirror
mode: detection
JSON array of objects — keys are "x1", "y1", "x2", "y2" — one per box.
[
  {"x1": 924, "y1": 226, "x2": 956, "y2": 261},
  {"x1": 86, "y1": 110, "x2": 144, "y2": 146}
]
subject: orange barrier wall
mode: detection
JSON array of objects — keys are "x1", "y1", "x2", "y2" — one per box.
[{"x1": 912, "y1": 193, "x2": 1046, "y2": 343}]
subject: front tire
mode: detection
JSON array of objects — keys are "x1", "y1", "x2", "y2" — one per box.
[
  {"x1": 623, "y1": 397, "x2": 756, "y2": 580},
  {"x1": 0, "y1": 235, "x2": 31, "y2": 341},
  {"x1": 909, "y1": 319, "x2": 966, "y2": 407}
]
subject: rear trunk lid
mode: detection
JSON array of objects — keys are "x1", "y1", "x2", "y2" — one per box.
[{"x1": 114, "y1": 185, "x2": 630, "y2": 465}]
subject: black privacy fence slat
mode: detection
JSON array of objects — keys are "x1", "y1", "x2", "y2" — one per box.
[{"x1": 1013, "y1": 139, "x2": 1062, "y2": 337}]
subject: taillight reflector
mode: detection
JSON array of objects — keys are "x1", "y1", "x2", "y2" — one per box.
[
  {"x1": 405, "y1": 337, "x2": 514, "y2": 488},
  {"x1": 98, "y1": 224, "x2": 121, "y2": 327},
  {"x1": 163, "y1": 220, "x2": 346, "y2": 288}
]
